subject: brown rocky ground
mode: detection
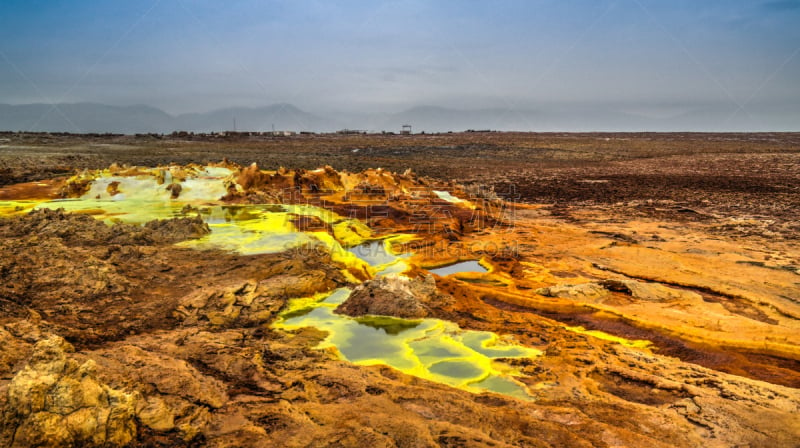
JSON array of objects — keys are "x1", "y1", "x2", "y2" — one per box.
[
  {"x1": 1, "y1": 132, "x2": 799, "y2": 447},
  {"x1": 2, "y1": 131, "x2": 798, "y2": 236}
]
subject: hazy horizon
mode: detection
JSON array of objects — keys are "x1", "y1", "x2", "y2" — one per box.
[{"x1": 1, "y1": 0, "x2": 799, "y2": 131}]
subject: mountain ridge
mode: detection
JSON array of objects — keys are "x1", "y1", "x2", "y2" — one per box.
[{"x1": 0, "y1": 102, "x2": 797, "y2": 134}]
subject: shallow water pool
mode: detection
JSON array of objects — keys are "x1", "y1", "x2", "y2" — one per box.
[
  {"x1": 428, "y1": 260, "x2": 489, "y2": 276},
  {"x1": 275, "y1": 288, "x2": 539, "y2": 400},
  {"x1": 347, "y1": 239, "x2": 412, "y2": 276}
]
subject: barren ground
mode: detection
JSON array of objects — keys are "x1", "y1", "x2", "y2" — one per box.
[
  {"x1": 2, "y1": 131, "x2": 798, "y2": 235},
  {"x1": 1, "y1": 131, "x2": 799, "y2": 447}
]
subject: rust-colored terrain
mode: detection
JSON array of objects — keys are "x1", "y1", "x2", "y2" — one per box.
[{"x1": 1, "y1": 131, "x2": 799, "y2": 447}]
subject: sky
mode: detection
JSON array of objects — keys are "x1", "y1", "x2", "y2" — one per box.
[{"x1": 0, "y1": 0, "x2": 799, "y2": 129}]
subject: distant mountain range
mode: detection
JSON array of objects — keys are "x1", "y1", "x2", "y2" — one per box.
[
  {"x1": 0, "y1": 103, "x2": 325, "y2": 134},
  {"x1": 0, "y1": 102, "x2": 797, "y2": 134}
]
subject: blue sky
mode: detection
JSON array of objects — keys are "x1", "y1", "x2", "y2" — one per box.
[{"x1": 1, "y1": 0, "x2": 798, "y2": 122}]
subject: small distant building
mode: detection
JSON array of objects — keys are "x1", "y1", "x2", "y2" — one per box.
[{"x1": 401, "y1": 124, "x2": 412, "y2": 135}]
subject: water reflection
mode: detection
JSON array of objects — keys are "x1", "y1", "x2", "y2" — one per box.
[
  {"x1": 276, "y1": 288, "x2": 539, "y2": 399},
  {"x1": 428, "y1": 260, "x2": 488, "y2": 276}
]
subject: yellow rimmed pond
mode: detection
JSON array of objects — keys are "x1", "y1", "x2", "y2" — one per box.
[{"x1": 275, "y1": 288, "x2": 540, "y2": 400}]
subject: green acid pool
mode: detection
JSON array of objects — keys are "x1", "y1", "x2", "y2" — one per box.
[{"x1": 275, "y1": 288, "x2": 539, "y2": 400}]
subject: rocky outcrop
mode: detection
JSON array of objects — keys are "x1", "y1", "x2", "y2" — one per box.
[
  {"x1": 535, "y1": 282, "x2": 610, "y2": 302},
  {"x1": 335, "y1": 274, "x2": 453, "y2": 319},
  {"x1": 140, "y1": 215, "x2": 210, "y2": 244},
  {"x1": 176, "y1": 281, "x2": 284, "y2": 328},
  {"x1": 536, "y1": 279, "x2": 701, "y2": 303},
  {"x1": 176, "y1": 254, "x2": 350, "y2": 328},
  {"x1": 235, "y1": 162, "x2": 272, "y2": 191},
  {"x1": 1, "y1": 336, "x2": 136, "y2": 448},
  {"x1": 58, "y1": 171, "x2": 94, "y2": 198},
  {"x1": 0, "y1": 232, "x2": 131, "y2": 311},
  {"x1": 0, "y1": 207, "x2": 209, "y2": 246}
]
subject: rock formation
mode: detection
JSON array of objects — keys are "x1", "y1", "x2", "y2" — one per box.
[
  {"x1": 0, "y1": 207, "x2": 209, "y2": 246},
  {"x1": 335, "y1": 274, "x2": 453, "y2": 319},
  {"x1": 1, "y1": 336, "x2": 136, "y2": 448}
]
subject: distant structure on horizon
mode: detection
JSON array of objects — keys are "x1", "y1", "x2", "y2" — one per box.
[
  {"x1": 336, "y1": 129, "x2": 366, "y2": 135},
  {"x1": 401, "y1": 124, "x2": 412, "y2": 135}
]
